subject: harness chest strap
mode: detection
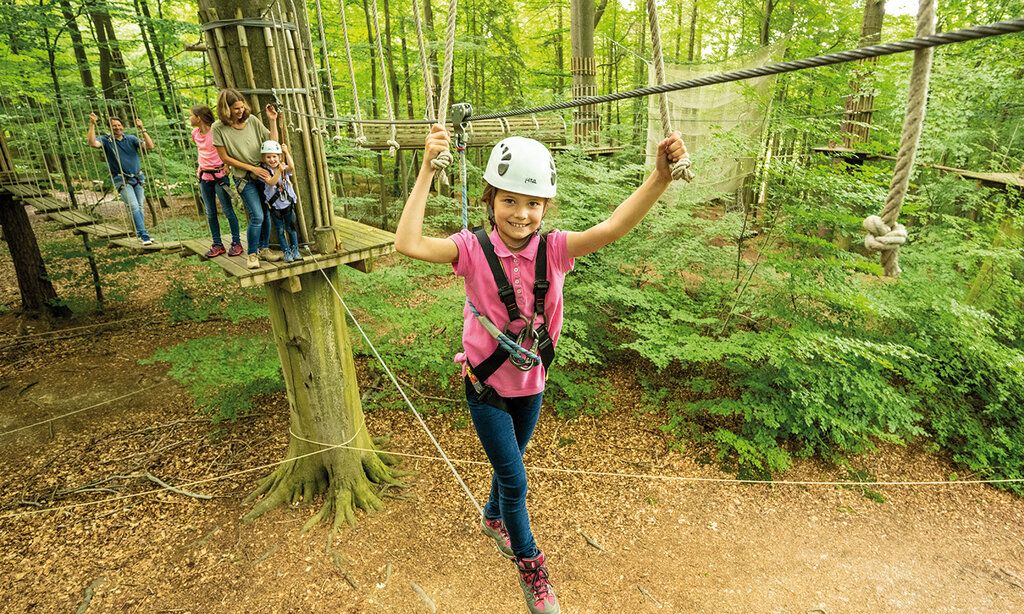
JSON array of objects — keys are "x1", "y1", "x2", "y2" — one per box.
[{"x1": 468, "y1": 229, "x2": 555, "y2": 386}]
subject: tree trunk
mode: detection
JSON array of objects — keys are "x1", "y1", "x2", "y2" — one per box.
[
  {"x1": 0, "y1": 193, "x2": 71, "y2": 318},
  {"x1": 362, "y1": 0, "x2": 380, "y2": 118},
  {"x1": 134, "y1": 0, "x2": 174, "y2": 124},
  {"x1": 422, "y1": 0, "x2": 441, "y2": 104},
  {"x1": 760, "y1": 0, "x2": 777, "y2": 46},
  {"x1": 138, "y1": 0, "x2": 187, "y2": 148},
  {"x1": 555, "y1": 5, "x2": 564, "y2": 98},
  {"x1": 89, "y1": 3, "x2": 133, "y2": 117},
  {"x1": 382, "y1": 0, "x2": 402, "y2": 117},
  {"x1": 687, "y1": 1, "x2": 698, "y2": 62},
  {"x1": 198, "y1": 0, "x2": 397, "y2": 530},
  {"x1": 841, "y1": 0, "x2": 885, "y2": 147},
  {"x1": 570, "y1": 0, "x2": 599, "y2": 145},
  {"x1": 398, "y1": 11, "x2": 415, "y2": 118},
  {"x1": 631, "y1": 3, "x2": 648, "y2": 148},
  {"x1": 58, "y1": 0, "x2": 97, "y2": 99}
]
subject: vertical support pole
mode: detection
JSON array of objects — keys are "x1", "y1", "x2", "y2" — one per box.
[
  {"x1": 207, "y1": 9, "x2": 237, "y2": 87},
  {"x1": 236, "y1": 8, "x2": 261, "y2": 112}
]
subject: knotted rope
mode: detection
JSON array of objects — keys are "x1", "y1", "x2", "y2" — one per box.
[
  {"x1": 368, "y1": 0, "x2": 400, "y2": 154},
  {"x1": 644, "y1": 0, "x2": 694, "y2": 182},
  {"x1": 429, "y1": 0, "x2": 459, "y2": 175},
  {"x1": 863, "y1": 0, "x2": 936, "y2": 276},
  {"x1": 337, "y1": 0, "x2": 368, "y2": 146}
]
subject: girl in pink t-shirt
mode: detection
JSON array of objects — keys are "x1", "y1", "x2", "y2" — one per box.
[
  {"x1": 189, "y1": 105, "x2": 242, "y2": 258},
  {"x1": 395, "y1": 124, "x2": 687, "y2": 614}
]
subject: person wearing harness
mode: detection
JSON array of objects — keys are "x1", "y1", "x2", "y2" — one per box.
[
  {"x1": 87, "y1": 112, "x2": 155, "y2": 246},
  {"x1": 396, "y1": 125, "x2": 687, "y2": 614},
  {"x1": 190, "y1": 105, "x2": 242, "y2": 258},
  {"x1": 212, "y1": 88, "x2": 284, "y2": 270},
  {"x1": 259, "y1": 140, "x2": 303, "y2": 263}
]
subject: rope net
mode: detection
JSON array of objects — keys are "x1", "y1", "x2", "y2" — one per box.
[{"x1": 645, "y1": 43, "x2": 783, "y2": 196}]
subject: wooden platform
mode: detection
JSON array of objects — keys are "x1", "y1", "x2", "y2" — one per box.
[
  {"x1": 812, "y1": 146, "x2": 1024, "y2": 189},
  {"x1": 182, "y1": 218, "x2": 396, "y2": 288},
  {"x1": 550, "y1": 144, "x2": 626, "y2": 156},
  {"x1": 3, "y1": 183, "x2": 47, "y2": 198}
]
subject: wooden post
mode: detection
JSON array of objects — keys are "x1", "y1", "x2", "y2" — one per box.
[{"x1": 570, "y1": 0, "x2": 600, "y2": 145}]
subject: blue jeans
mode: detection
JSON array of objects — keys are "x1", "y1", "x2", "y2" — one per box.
[
  {"x1": 236, "y1": 178, "x2": 271, "y2": 255},
  {"x1": 199, "y1": 177, "x2": 241, "y2": 246},
  {"x1": 466, "y1": 381, "x2": 544, "y2": 559},
  {"x1": 272, "y1": 206, "x2": 299, "y2": 252},
  {"x1": 117, "y1": 182, "x2": 150, "y2": 241}
]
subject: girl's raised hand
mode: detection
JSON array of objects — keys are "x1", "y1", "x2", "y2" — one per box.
[
  {"x1": 423, "y1": 123, "x2": 450, "y2": 165},
  {"x1": 655, "y1": 131, "x2": 688, "y2": 182}
]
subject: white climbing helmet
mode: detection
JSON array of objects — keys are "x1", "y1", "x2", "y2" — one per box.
[
  {"x1": 483, "y1": 136, "x2": 557, "y2": 199},
  {"x1": 260, "y1": 140, "x2": 283, "y2": 155}
]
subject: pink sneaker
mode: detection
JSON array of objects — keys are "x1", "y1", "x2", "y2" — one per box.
[
  {"x1": 204, "y1": 244, "x2": 226, "y2": 258},
  {"x1": 481, "y1": 517, "x2": 514, "y2": 558},
  {"x1": 227, "y1": 242, "x2": 244, "y2": 257},
  {"x1": 515, "y1": 551, "x2": 560, "y2": 614}
]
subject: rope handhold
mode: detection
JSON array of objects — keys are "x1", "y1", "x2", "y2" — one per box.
[
  {"x1": 863, "y1": 215, "x2": 907, "y2": 252},
  {"x1": 387, "y1": 139, "x2": 401, "y2": 155},
  {"x1": 671, "y1": 156, "x2": 695, "y2": 182},
  {"x1": 355, "y1": 135, "x2": 369, "y2": 147}
]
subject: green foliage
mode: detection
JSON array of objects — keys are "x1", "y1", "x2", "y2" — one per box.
[{"x1": 141, "y1": 335, "x2": 283, "y2": 422}]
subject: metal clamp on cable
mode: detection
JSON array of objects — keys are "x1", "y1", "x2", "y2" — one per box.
[{"x1": 448, "y1": 102, "x2": 473, "y2": 151}]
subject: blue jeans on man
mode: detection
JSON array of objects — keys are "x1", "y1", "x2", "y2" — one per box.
[
  {"x1": 466, "y1": 383, "x2": 544, "y2": 559},
  {"x1": 117, "y1": 181, "x2": 150, "y2": 242},
  {"x1": 200, "y1": 177, "x2": 241, "y2": 246},
  {"x1": 236, "y1": 178, "x2": 271, "y2": 255}
]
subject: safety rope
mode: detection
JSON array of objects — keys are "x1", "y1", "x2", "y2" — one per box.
[
  {"x1": 0, "y1": 383, "x2": 165, "y2": 439},
  {"x1": 863, "y1": 0, "x2": 936, "y2": 277},
  {"x1": 367, "y1": 0, "x2": 400, "y2": 154},
  {"x1": 336, "y1": 0, "x2": 368, "y2": 145},
  {"x1": 644, "y1": 0, "x2": 694, "y2": 182}
]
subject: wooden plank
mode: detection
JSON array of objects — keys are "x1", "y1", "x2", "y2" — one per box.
[
  {"x1": 75, "y1": 223, "x2": 130, "y2": 240},
  {"x1": 47, "y1": 210, "x2": 97, "y2": 228},
  {"x1": 25, "y1": 196, "x2": 72, "y2": 212},
  {"x1": 110, "y1": 237, "x2": 183, "y2": 252}
]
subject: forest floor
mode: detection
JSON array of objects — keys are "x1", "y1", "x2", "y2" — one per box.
[{"x1": 2, "y1": 204, "x2": 1024, "y2": 613}]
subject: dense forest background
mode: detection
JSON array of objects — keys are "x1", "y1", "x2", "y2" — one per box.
[{"x1": 2, "y1": 0, "x2": 1024, "y2": 487}]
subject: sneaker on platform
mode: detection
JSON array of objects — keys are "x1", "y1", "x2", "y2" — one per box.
[
  {"x1": 141, "y1": 237, "x2": 154, "y2": 246},
  {"x1": 258, "y1": 247, "x2": 282, "y2": 262},
  {"x1": 291, "y1": 247, "x2": 303, "y2": 262},
  {"x1": 246, "y1": 253, "x2": 260, "y2": 270},
  {"x1": 515, "y1": 552, "x2": 560, "y2": 614},
  {"x1": 283, "y1": 250, "x2": 295, "y2": 263},
  {"x1": 227, "y1": 242, "x2": 244, "y2": 257},
  {"x1": 481, "y1": 517, "x2": 514, "y2": 559},
  {"x1": 205, "y1": 244, "x2": 226, "y2": 258}
]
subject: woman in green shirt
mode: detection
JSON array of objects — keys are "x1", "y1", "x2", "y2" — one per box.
[{"x1": 212, "y1": 88, "x2": 282, "y2": 269}]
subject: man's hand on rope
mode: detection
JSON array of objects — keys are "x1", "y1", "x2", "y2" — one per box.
[
  {"x1": 654, "y1": 132, "x2": 690, "y2": 183},
  {"x1": 424, "y1": 123, "x2": 452, "y2": 170}
]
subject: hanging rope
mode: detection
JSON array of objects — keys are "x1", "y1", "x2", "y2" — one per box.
[
  {"x1": 644, "y1": 0, "x2": 693, "y2": 182},
  {"x1": 367, "y1": 0, "x2": 400, "y2": 154},
  {"x1": 429, "y1": 0, "x2": 458, "y2": 175},
  {"x1": 336, "y1": 0, "x2": 368, "y2": 146},
  {"x1": 313, "y1": 0, "x2": 342, "y2": 140},
  {"x1": 863, "y1": 0, "x2": 936, "y2": 277}
]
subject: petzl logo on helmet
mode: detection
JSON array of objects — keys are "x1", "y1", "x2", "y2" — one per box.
[{"x1": 525, "y1": 178, "x2": 537, "y2": 184}]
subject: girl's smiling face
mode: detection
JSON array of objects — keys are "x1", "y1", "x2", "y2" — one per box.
[
  {"x1": 263, "y1": 153, "x2": 281, "y2": 168},
  {"x1": 491, "y1": 189, "x2": 546, "y2": 250}
]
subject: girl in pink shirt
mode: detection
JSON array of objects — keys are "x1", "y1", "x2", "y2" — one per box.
[
  {"x1": 395, "y1": 124, "x2": 687, "y2": 614},
  {"x1": 190, "y1": 105, "x2": 242, "y2": 258}
]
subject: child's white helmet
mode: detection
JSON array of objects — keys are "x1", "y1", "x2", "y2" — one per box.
[
  {"x1": 260, "y1": 140, "x2": 283, "y2": 154},
  {"x1": 483, "y1": 136, "x2": 557, "y2": 199}
]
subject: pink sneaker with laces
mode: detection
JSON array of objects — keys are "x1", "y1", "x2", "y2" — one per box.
[
  {"x1": 481, "y1": 517, "x2": 514, "y2": 559},
  {"x1": 515, "y1": 551, "x2": 560, "y2": 614}
]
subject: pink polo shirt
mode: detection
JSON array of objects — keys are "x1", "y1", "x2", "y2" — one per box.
[
  {"x1": 192, "y1": 127, "x2": 227, "y2": 179},
  {"x1": 449, "y1": 228, "x2": 575, "y2": 398}
]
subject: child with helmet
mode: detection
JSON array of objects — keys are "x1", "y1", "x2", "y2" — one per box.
[
  {"x1": 259, "y1": 140, "x2": 303, "y2": 263},
  {"x1": 395, "y1": 124, "x2": 687, "y2": 614}
]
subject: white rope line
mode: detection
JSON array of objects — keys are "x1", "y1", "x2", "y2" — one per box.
[
  {"x1": 261, "y1": 443, "x2": 1024, "y2": 487},
  {"x1": 302, "y1": 248, "x2": 483, "y2": 516},
  {"x1": 0, "y1": 382, "x2": 165, "y2": 439}
]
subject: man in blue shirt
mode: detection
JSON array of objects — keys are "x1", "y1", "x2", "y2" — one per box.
[{"x1": 88, "y1": 113, "x2": 156, "y2": 245}]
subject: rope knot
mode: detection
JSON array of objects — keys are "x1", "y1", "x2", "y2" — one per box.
[
  {"x1": 671, "y1": 156, "x2": 695, "y2": 182},
  {"x1": 430, "y1": 150, "x2": 453, "y2": 172},
  {"x1": 354, "y1": 135, "x2": 369, "y2": 147},
  {"x1": 862, "y1": 215, "x2": 907, "y2": 252},
  {"x1": 387, "y1": 139, "x2": 401, "y2": 156}
]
